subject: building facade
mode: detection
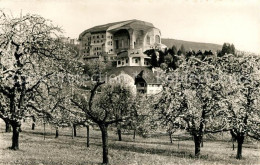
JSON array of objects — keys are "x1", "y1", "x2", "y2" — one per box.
[
  {"x1": 79, "y1": 20, "x2": 165, "y2": 95},
  {"x1": 78, "y1": 19, "x2": 166, "y2": 67}
]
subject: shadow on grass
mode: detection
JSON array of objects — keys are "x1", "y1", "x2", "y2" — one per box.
[{"x1": 94, "y1": 141, "x2": 215, "y2": 161}]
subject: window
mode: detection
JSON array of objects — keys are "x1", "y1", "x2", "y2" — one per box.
[
  {"x1": 101, "y1": 40, "x2": 102, "y2": 43},
  {"x1": 126, "y1": 59, "x2": 128, "y2": 63},
  {"x1": 110, "y1": 49, "x2": 113, "y2": 51},
  {"x1": 93, "y1": 36, "x2": 95, "y2": 39},
  {"x1": 118, "y1": 61, "x2": 121, "y2": 65},
  {"x1": 97, "y1": 40, "x2": 99, "y2": 43},
  {"x1": 97, "y1": 35, "x2": 99, "y2": 39},
  {"x1": 101, "y1": 35, "x2": 104, "y2": 38},
  {"x1": 139, "y1": 83, "x2": 145, "y2": 87},
  {"x1": 122, "y1": 62, "x2": 124, "y2": 65},
  {"x1": 111, "y1": 36, "x2": 113, "y2": 39},
  {"x1": 94, "y1": 41, "x2": 96, "y2": 43},
  {"x1": 135, "y1": 59, "x2": 138, "y2": 63}
]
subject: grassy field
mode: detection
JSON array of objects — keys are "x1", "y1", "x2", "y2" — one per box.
[{"x1": 0, "y1": 121, "x2": 259, "y2": 165}]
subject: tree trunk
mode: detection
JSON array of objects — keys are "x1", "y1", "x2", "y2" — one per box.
[
  {"x1": 71, "y1": 125, "x2": 74, "y2": 139},
  {"x1": 10, "y1": 122, "x2": 21, "y2": 150},
  {"x1": 4, "y1": 120, "x2": 11, "y2": 132},
  {"x1": 169, "y1": 131, "x2": 173, "y2": 144},
  {"x1": 32, "y1": 116, "x2": 36, "y2": 130},
  {"x1": 116, "y1": 123, "x2": 122, "y2": 141},
  {"x1": 55, "y1": 127, "x2": 59, "y2": 138},
  {"x1": 194, "y1": 134, "x2": 202, "y2": 157},
  {"x1": 236, "y1": 136, "x2": 244, "y2": 159},
  {"x1": 43, "y1": 122, "x2": 46, "y2": 140},
  {"x1": 232, "y1": 137, "x2": 235, "y2": 150},
  {"x1": 99, "y1": 124, "x2": 109, "y2": 164},
  {"x1": 86, "y1": 125, "x2": 90, "y2": 147},
  {"x1": 201, "y1": 136, "x2": 203, "y2": 147},
  {"x1": 73, "y1": 124, "x2": 77, "y2": 137},
  {"x1": 133, "y1": 129, "x2": 136, "y2": 140}
]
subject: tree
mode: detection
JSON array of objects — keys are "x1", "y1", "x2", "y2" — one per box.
[
  {"x1": 71, "y1": 82, "x2": 136, "y2": 164},
  {"x1": 151, "y1": 51, "x2": 158, "y2": 67},
  {"x1": 217, "y1": 54, "x2": 260, "y2": 159},
  {"x1": 177, "y1": 49, "x2": 182, "y2": 56},
  {"x1": 180, "y1": 44, "x2": 186, "y2": 55},
  {"x1": 158, "y1": 50, "x2": 165, "y2": 66},
  {"x1": 0, "y1": 11, "x2": 72, "y2": 150},
  {"x1": 171, "y1": 45, "x2": 177, "y2": 55},
  {"x1": 218, "y1": 43, "x2": 236, "y2": 56},
  {"x1": 155, "y1": 56, "x2": 230, "y2": 157},
  {"x1": 230, "y1": 44, "x2": 235, "y2": 55}
]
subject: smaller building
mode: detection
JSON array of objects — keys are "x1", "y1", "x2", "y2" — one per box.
[{"x1": 107, "y1": 66, "x2": 162, "y2": 95}]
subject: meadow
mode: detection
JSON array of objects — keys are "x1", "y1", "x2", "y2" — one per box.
[{"x1": 0, "y1": 121, "x2": 259, "y2": 165}]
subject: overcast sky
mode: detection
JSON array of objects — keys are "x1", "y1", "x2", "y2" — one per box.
[{"x1": 1, "y1": 0, "x2": 260, "y2": 53}]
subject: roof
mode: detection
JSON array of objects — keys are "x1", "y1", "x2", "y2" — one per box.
[
  {"x1": 79, "y1": 19, "x2": 155, "y2": 40},
  {"x1": 106, "y1": 66, "x2": 162, "y2": 84}
]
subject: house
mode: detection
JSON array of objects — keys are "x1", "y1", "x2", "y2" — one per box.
[{"x1": 106, "y1": 66, "x2": 163, "y2": 95}]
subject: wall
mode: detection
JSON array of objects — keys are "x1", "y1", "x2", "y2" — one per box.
[
  {"x1": 80, "y1": 32, "x2": 91, "y2": 57},
  {"x1": 147, "y1": 84, "x2": 162, "y2": 95}
]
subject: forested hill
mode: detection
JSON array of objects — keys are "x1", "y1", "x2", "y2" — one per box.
[{"x1": 162, "y1": 38, "x2": 222, "y2": 53}]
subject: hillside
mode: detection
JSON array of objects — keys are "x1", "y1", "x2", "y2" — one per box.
[{"x1": 162, "y1": 38, "x2": 222, "y2": 53}]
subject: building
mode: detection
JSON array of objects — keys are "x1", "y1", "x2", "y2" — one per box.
[
  {"x1": 78, "y1": 19, "x2": 166, "y2": 66},
  {"x1": 61, "y1": 37, "x2": 79, "y2": 45},
  {"x1": 106, "y1": 66, "x2": 163, "y2": 95},
  {"x1": 79, "y1": 20, "x2": 165, "y2": 95}
]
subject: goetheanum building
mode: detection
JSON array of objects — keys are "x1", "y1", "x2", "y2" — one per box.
[
  {"x1": 79, "y1": 20, "x2": 166, "y2": 95},
  {"x1": 78, "y1": 19, "x2": 166, "y2": 67}
]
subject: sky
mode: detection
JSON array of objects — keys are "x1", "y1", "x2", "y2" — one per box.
[{"x1": 1, "y1": 0, "x2": 260, "y2": 53}]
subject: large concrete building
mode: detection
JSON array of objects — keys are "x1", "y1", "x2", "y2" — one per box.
[
  {"x1": 78, "y1": 19, "x2": 166, "y2": 67},
  {"x1": 79, "y1": 20, "x2": 165, "y2": 95}
]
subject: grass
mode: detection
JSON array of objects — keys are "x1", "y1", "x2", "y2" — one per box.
[{"x1": 0, "y1": 121, "x2": 259, "y2": 165}]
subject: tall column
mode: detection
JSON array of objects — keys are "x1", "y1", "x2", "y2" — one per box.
[
  {"x1": 140, "y1": 57, "x2": 144, "y2": 66},
  {"x1": 128, "y1": 29, "x2": 134, "y2": 49}
]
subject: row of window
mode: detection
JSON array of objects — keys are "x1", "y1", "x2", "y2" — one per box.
[
  {"x1": 117, "y1": 59, "x2": 150, "y2": 66},
  {"x1": 117, "y1": 59, "x2": 129, "y2": 65},
  {"x1": 92, "y1": 34, "x2": 105, "y2": 39},
  {"x1": 93, "y1": 40, "x2": 103, "y2": 44},
  {"x1": 94, "y1": 47, "x2": 102, "y2": 51},
  {"x1": 149, "y1": 84, "x2": 161, "y2": 87},
  {"x1": 94, "y1": 52, "x2": 102, "y2": 55},
  {"x1": 84, "y1": 42, "x2": 91, "y2": 46}
]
